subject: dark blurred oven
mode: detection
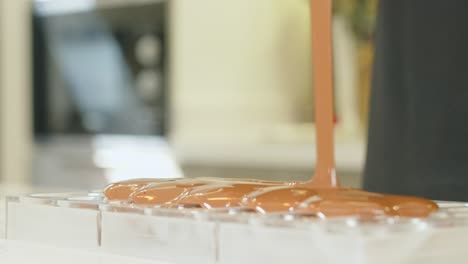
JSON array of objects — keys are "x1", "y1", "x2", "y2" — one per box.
[
  {"x1": 30, "y1": 0, "x2": 179, "y2": 189},
  {"x1": 32, "y1": 0, "x2": 168, "y2": 137}
]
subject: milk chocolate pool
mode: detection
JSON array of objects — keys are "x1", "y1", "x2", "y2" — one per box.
[
  {"x1": 241, "y1": 186, "x2": 438, "y2": 217},
  {"x1": 103, "y1": 178, "x2": 438, "y2": 218},
  {"x1": 104, "y1": 178, "x2": 177, "y2": 201}
]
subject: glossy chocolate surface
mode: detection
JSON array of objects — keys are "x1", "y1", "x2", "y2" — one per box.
[
  {"x1": 131, "y1": 178, "x2": 209, "y2": 206},
  {"x1": 104, "y1": 178, "x2": 177, "y2": 201},
  {"x1": 242, "y1": 186, "x2": 438, "y2": 217},
  {"x1": 131, "y1": 178, "x2": 285, "y2": 207},
  {"x1": 173, "y1": 181, "x2": 284, "y2": 209}
]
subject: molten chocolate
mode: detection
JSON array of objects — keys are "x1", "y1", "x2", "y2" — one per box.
[
  {"x1": 241, "y1": 186, "x2": 438, "y2": 217},
  {"x1": 131, "y1": 178, "x2": 285, "y2": 207},
  {"x1": 173, "y1": 181, "x2": 284, "y2": 209},
  {"x1": 307, "y1": 0, "x2": 338, "y2": 187},
  {"x1": 131, "y1": 178, "x2": 208, "y2": 206},
  {"x1": 104, "y1": 178, "x2": 177, "y2": 201}
]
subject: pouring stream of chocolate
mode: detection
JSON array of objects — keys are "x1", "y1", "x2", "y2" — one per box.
[{"x1": 308, "y1": 0, "x2": 338, "y2": 188}]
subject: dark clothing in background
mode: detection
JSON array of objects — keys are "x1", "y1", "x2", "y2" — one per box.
[{"x1": 363, "y1": 0, "x2": 468, "y2": 201}]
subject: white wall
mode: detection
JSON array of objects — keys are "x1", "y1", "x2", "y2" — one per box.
[
  {"x1": 0, "y1": 0, "x2": 32, "y2": 183},
  {"x1": 169, "y1": 0, "x2": 314, "y2": 145}
]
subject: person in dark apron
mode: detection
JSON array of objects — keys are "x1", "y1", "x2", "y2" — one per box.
[{"x1": 363, "y1": 0, "x2": 468, "y2": 201}]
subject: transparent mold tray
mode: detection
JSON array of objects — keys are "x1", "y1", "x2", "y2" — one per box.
[{"x1": 4, "y1": 193, "x2": 468, "y2": 264}]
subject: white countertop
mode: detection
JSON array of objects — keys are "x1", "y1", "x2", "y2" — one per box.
[
  {"x1": 0, "y1": 184, "x2": 81, "y2": 239},
  {"x1": 0, "y1": 240, "x2": 171, "y2": 264}
]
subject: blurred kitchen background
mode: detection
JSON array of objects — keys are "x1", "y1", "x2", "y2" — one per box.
[{"x1": 0, "y1": 0, "x2": 377, "y2": 190}]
